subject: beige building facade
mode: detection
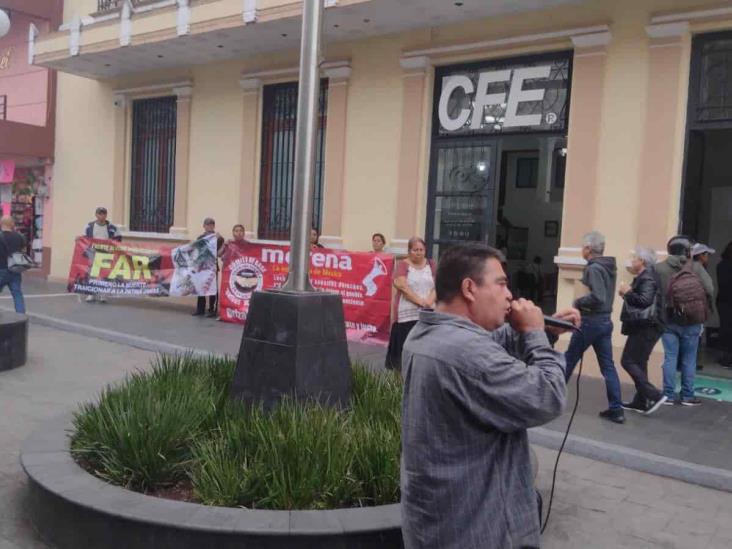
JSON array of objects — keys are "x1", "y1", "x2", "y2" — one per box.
[{"x1": 30, "y1": 0, "x2": 732, "y2": 380}]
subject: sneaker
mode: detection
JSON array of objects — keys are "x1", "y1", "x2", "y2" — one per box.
[
  {"x1": 644, "y1": 396, "x2": 668, "y2": 416},
  {"x1": 599, "y1": 409, "x2": 625, "y2": 424},
  {"x1": 681, "y1": 397, "x2": 702, "y2": 407},
  {"x1": 85, "y1": 295, "x2": 95, "y2": 303},
  {"x1": 192, "y1": 310, "x2": 205, "y2": 317},
  {"x1": 662, "y1": 397, "x2": 676, "y2": 406},
  {"x1": 622, "y1": 401, "x2": 647, "y2": 414},
  {"x1": 205, "y1": 310, "x2": 218, "y2": 318}
]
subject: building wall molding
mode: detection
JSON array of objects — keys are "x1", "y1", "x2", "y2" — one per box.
[
  {"x1": 401, "y1": 24, "x2": 610, "y2": 63},
  {"x1": 239, "y1": 77, "x2": 262, "y2": 91},
  {"x1": 570, "y1": 30, "x2": 612, "y2": 49},
  {"x1": 651, "y1": 6, "x2": 732, "y2": 25},
  {"x1": 399, "y1": 55, "x2": 430, "y2": 71},
  {"x1": 113, "y1": 80, "x2": 193, "y2": 96},
  {"x1": 241, "y1": 60, "x2": 351, "y2": 82}
]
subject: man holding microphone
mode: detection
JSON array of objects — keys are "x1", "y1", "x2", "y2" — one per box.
[{"x1": 400, "y1": 243, "x2": 578, "y2": 549}]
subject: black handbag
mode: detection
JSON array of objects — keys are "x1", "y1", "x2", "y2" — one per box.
[{"x1": 0, "y1": 232, "x2": 34, "y2": 273}]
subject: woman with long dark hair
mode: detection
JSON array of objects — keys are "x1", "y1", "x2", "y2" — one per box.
[{"x1": 718, "y1": 241, "x2": 732, "y2": 367}]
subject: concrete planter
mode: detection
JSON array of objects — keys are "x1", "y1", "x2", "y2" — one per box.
[{"x1": 22, "y1": 414, "x2": 403, "y2": 549}]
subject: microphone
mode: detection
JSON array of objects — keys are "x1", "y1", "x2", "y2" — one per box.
[{"x1": 544, "y1": 315, "x2": 580, "y2": 332}]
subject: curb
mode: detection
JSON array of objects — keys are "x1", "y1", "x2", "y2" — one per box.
[
  {"x1": 22, "y1": 413, "x2": 403, "y2": 549},
  {"x1": 1, "y1": 306, "x2": 225, "y2": 358},
  {"x1": 529, "y1": 427, "x2": 732, "y2": 493}
]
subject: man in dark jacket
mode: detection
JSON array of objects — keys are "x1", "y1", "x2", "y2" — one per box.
[
  {"x1": 618, "y1": 247, "x2": 667, "y2": 415},
  {"x1": 655, "y1": 236, "x2": 714, "y2": 406},
  {"x1": 564, "y1": 230, "x2": 624, "y2": 423},
  {"x1": 83, "y1": 207, "x2": 121, "y2": 303}
]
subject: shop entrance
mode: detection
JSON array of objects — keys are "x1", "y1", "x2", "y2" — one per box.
[
  {"x1": 426, "y1": 51, "x2": 572, "y2": 312},
  {"x1": 680, "y1": 32, "x2": 732, "y2": 383}
]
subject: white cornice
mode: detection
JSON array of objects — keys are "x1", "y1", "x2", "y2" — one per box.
[
  {"x1": 113, "y1": 80, "x2": 193, "y2": 95},
  {"x1": 651, "y1": 6, "x2": 732, "y2": 24},
  {"x1": 402, "y1": 25, "x2": 610, "y2": 59},
  {"x1": 399, "y1": 55, "x2": 430, "y2": 71},
  {"x1": 241, "y1": 60, "x2": 350, "y2": 81}
]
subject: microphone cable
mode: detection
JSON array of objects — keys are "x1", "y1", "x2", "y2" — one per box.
[{"x1": 540, "y1": 329, "x2": 584, "y2": 535}]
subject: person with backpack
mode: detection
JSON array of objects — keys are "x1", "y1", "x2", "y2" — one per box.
[
  {"x1": 0, "y1": 216, "x2": 27, "y2": 314},
  {"x1": 655, "y1": 236, "x2": 714, "y2": 406}
]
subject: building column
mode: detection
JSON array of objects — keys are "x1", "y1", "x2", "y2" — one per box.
[
  {"x1": 239, "y1": 77, "x2": 261, "y2": 240},
  {"x1": 555, "y1": 31, "x2": 612, "y2": 305},
  {"x1": 111, "y1": 93, "x2": 128, "y2": 227},
  {"x1": 319, "y1": 64, "x2": 351, "y2": 249},
  {"x1": 637, "y1": 22, "x2": 690, "y2": 251},
  {"x1": 392, "y1": 56, "x2": 430, "y2": 255},
  {"x1": 170, "y1": 85, "x2": 193, "y2": 237}
]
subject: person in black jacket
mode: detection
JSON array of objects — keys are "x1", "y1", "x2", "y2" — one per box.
[
  {"x1": 718, "y1": 242, "x2": 732, "y2": 368},
  {"x1": 619, "y1": 247, "x2": 667, "y2": 415}
]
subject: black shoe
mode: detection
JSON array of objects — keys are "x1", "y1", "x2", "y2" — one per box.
[
  {"x1": 644, "y1": 396, "x2": 669, "y2": 415},
  {"x1": 681, "y1": 397, "x2": 702, "y2": 407},
  {"x1": 206, "y1": 310, "x2": 218, "y2": 318},
  {"x1": 599, "y1": 409, "x2": 625, "y2": 424},
  {"x1": 621, "y1": 401, "x2": 647, "y2": 414},
  {"x1": 192, "y1": 310, "x2": 205, "y2": 317}
]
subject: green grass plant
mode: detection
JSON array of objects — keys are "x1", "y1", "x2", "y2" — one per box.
[{"x1": 70, "y1": 356, "x2": 402, "y2": 509}]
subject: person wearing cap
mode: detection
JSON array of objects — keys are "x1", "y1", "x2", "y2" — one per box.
[
  {"x1": 83, "y1": 207, "x2": 121, "y2": 303},
  {"x1": 655, "y1": 236, "x2": 714, "y2": 406},
  {"x1": 692, "y1": 243, "x2": 715, "y2": 269},
  {"x1": 192, "y1": 217, "x2": 225, "y2": 318}
]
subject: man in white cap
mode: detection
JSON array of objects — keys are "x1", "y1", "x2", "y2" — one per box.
[{"x1": 692, "y1": 243, "x2": 716, "y2": 269}]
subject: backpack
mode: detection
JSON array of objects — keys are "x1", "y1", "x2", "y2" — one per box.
[
  {"x1": 666, "y1": 261, "x2": 708, "y2": 325},
  {"x1": 0, "y1": 232, "x2": 34, "y2": 274}
]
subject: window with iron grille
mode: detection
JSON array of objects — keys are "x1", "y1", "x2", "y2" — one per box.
[
  {"x1": 130, "y1": 96, "x2": 177, "y2": 233},
  {"x1": 258, "y1": 81, "x2": 328, "y2": 240}
]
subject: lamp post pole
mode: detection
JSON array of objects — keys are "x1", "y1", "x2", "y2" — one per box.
[{"x1": 283, "y1": 0, "x2": 323, "y2": 292}]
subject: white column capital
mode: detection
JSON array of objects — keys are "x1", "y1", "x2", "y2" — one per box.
[
  {"x1": 173, "y1": 85, "x2": 193, "y2": 99},
  {"x1": 113, "y1": 94, "x2": 127, "y2": 108},
  {"x1": 400, "y1": 55, "x2": 430, "y2": 72},
  {"x1": 646, "y1": 22, "x2": 689, "y2": 39},
  {"x1": 571, "y1": 30, "x2": 612, "y2": 49},
  {"x1": 239, "y1": 77, "x2": 262, "y2": 91},
  {"x1": 324, "y1": 65, "x2": 351, "y2": 81}
]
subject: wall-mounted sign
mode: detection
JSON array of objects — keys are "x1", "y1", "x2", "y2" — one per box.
[
  {"x1": 0, "y1": 160, "x2": 15, "y2": 183},
  {"x1": 0, "y1": 47, "x2": 12, "y2": 70},
  {"x1": 434, "y1": 53, "x2": 572, "y2": 136}
]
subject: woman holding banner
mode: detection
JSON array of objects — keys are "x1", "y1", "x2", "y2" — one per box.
[
  {"x1": 385, "y1": 237, "x2": 435, "y2": 370},
  {"x1": 220, "y1": 224, "x2": 247, "y2": 260}
]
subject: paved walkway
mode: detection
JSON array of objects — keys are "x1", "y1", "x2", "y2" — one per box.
[
  {"x1": 4, "y1": 276, "x2": 732, "y2": 488},
  {"x1": 1, "y1": 324, "x2": 731, "y2": 549}
]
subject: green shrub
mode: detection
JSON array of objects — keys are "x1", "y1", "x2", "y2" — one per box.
[{"x1": 70, "y1": 356, "x2": 402, "y2": 509}]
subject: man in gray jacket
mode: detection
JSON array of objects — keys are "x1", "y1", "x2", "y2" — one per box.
[
  {"x1": 563, "y1": 230, "x2": 625, "y2": 423},
  {"x1": 656, "y1": 236, "x2": 714, "y2": 406},
  {"x1": 401, "y1": 243, "x2": 578, "y2": 549}
]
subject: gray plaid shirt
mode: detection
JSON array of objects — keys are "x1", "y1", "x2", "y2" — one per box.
[{"x1": 401, "y1": 310, "x2": 566, "y2": 549}]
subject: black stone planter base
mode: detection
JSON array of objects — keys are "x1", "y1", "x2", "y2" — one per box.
[
  {"x1": 0, "y1": 311, "x2": 27, "y2": 371},
  {"x1": 22, "y1": 414, "x2": 403, "y2": 549}
]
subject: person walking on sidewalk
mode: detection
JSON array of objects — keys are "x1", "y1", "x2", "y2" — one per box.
[
  {"x1": 400, "y1": 243, "x2": 576, "y2": 549},
  {"x1": 0, "y1": 216, "x2": 27, "y2": 314},
  {"x1": 564, "y1": 230, "x2": 625, "y2": 424},
  {"x1": 192, "y1": 217, "x2": 224, "y2": 318},
  {"x1": 656, "y1": 236, "x2": 714, "y2": 406},
  {"x1": 83, "y1": 207, "x2": 122, "y2": 303},
  {"x1": 619, "y1": 247, "x2": 667, "y2": 415},
  {"x1": 718, "y1": 242, "x2": 732, "y2": 368}
]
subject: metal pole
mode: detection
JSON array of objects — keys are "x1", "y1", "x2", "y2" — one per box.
[{"x1": 283, "y1": 0, "x2": 323, "y2": 292}]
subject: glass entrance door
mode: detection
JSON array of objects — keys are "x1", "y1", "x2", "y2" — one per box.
[{"x1": 426, "y1": 141, "x2": 497, "y2": 258}]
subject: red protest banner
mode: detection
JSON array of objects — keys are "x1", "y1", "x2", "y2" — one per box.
[
  {"x1": 67, "y1": 236, "x2": 219, "y2": 297},
  {"x1": 219, "y1": 241, "x2": 394, "y2": 344}
]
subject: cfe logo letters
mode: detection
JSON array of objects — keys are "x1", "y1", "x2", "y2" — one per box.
[
  {"x1": 438, "y1": 65, "x2": 552, "y2": 132},
  {"x1": 90, "y1": 252, "x2": 153, "y2": 280}
]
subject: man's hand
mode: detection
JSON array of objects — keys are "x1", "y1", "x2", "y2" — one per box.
[
  {"x1": 508, "y1": 299, "x2": 545, "y2": 333},
  {"x1": 618, "y1": 282, "x2": 631, "y2": 297},
  {"x1": 545, "y1": 307, "x2": 581, "y2": 336}
]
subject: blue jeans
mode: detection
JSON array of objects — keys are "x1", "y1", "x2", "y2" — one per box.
[
  {"x1": 0, "y1": 269, "x2": 26, "y2": 314},
  {"x1": 564, "y1": 314, "x2": 623, "y2": 411},
  {"x1": 661, "y1": 323, "x2": 703, "y2": 401}
]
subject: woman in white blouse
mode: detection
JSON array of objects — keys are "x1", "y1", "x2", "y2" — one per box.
[{"x1": 385, "y1": 236, "x2": 436, "y2": 370}]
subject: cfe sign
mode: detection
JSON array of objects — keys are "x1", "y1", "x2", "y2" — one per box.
[{"x1": 435, "y1": 56, "x2": 570, "y2": 135}]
